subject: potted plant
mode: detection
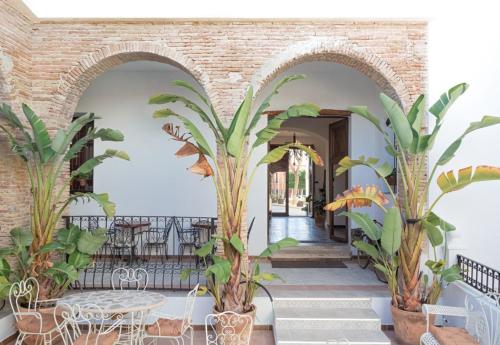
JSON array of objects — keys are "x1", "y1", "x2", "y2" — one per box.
[
  {"x1": 324, "y1": 84, "x2": 500, "y2": 345},
  {"x1": 149, "y1": 75, "x2": 323, "y2": 337},
  {"x1": 0, "y1": 104, "x2": 128, "y2": 301}
]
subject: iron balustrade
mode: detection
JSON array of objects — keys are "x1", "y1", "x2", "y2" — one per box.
[
  {"x1": 63, "y1": 215, "x2": 217, "y2": 290},
  {"x1": 458, "y1": 254, "x2": 500, "y2": 298}
]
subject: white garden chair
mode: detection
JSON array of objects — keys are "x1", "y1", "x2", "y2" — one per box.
[
  {"x1": 205, "y1": 310, "x2": 253, "y2": 345},
  {"x1": 421, "y1": 292, "x2": 500, "y2": 345},
  {"x1": 142, "y1": 284, "x2": 198, "y2": 345},
  {"x1": 55, "y1": 302, "x2": 124, "y2": 345},
  {"x1": 9, "y1": 278, "x2": 67, "y2": 345},
  {"x1": 111, "y1": 267, "x2": 149, "y2": 290}
]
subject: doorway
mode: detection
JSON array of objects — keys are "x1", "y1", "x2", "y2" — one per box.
[{"x1": 267, "y1": 112, "x2": 350, "y2": 245}]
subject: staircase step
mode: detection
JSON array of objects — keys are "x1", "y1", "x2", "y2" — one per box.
[
  {"x1": 275, "y1": 328, "x2": 391, "y2": 345},
  {"x1": 272, "y1": 244, "x2": 351, "y2": 260},
  {"x1": 274, "y1": 297, "x2": 372, "y2": 309},
  {"x1": 274, "y1": 306, "x2": 381, "y2": 330}
]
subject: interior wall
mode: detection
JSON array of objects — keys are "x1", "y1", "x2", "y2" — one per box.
[
  {"x1": 70, "y1": 62, "x2": 217, "y2": 219},
  {"x1": 249, "y1": 62, "x2": 395, "y2": 252}
]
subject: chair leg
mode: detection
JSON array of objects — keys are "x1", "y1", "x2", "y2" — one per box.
[
  {"x1": 190, "y1": 327, "x2": 194, "y2": 345},
  {"x1": 14, "y1": 333, "x2": 25, "y2": 345}
]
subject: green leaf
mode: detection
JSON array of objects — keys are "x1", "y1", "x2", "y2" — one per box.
[
  {"x1": 195, "y1": 239, "x2": 216, "y2": 258},
  {"x1": 407, "y1": 95, "x2": 425, "y2": 132},
  {"x1": 258, "y1": 142, "x2": 323, "y2": 167},
  {"x1": 253, "y1": 103, "x2": 320, "y2": 147},
  {"x1": 10, "y1": 228, "x2": 32, "y2": 248},
  {"x1": 373, "y1": 263, "x2": 388, "y2": 276},
  {"x1": 38, "y1": 242, "x2": 67, "y2": 254},
  {"x1": 229, "y1": 235, "x2": 245, "y2": 255},
  {"x1": 429, "y1": 83, "x2": 468, "y2": 121},
  {"x1": 437, "y1": 166, "x2": 500, "y2": 193},
  {"x1": 426, "y1": 212, "x2": 455, "y2": 232},
  {"x1": 247, "y1": 74, "x2": 305, "y2": 135},
  {"x1": 259, "y1": 237, "x2": 299, "y2": 258},
  {"x1": 336, "y1": 155, "x2": 392, "y2": 178},
  {"x1": 379, "y1": 93, "x2": 413, "y2": 149},
  {"x1": 0, "y1": 276, "x2": 12, "y2": 300},
  {"x1": 341, "y1": 211, "x2": 382, "y2": 241},
  {"x1": 381, "y1": 207, "x2": 402, "y2": 255},
  {"x1": 95, "y1": 128, "x2": 124, "y2": 141},
  {"x1": 172, "y1": 80, "x2": 227, "y2": 139},
  {"x1": 149, "y1": 92, "x2": 222, "y2": 142},
  {"x1": 57, "y1": 224, "x2": 81, "y2": 245},
  {"x1": 71, "y1": 193, "x2": 117, "y2": 217},
  {"x1": 441, "y1": 265, "x2": 461, "y2": 283},
  {"x1": 425, "y1": 259, "x2": 445, "y2": 274},
  {"x1": 205, "y1": 259, "x2": 231, "y2": 284},
  {"x1": 437, "y1": 116, "x2": 500, "y2": 166},
  {"x1": 22, "y1": 104, "x2": 54, "y2": 163},
  {"x1": 71, "y1": 149, "x2": 129, "y2": 178},
  {"x1": 348, "y1": 106, "x2": 385, "y2": 133},
  {"x1": 226, "y1": 87, "x2": 253, "y2": 157},
  {"x1": 44, "y1": 262, "x2": 78, "y2": 282},
  {"x1": 67, "y1": 252, "x2": 92, "y2": 269},
  {"x1": 422, "y1": 220, "x2": 444, "y2": 247},
  {"x1": 353, "y1": 240, "x2": 380, "y2": 260},
  {"x1": 77, "y1": 228, "x2": 106, "y2": 255},
  {"x1": 0, "y1": 258, "x2": 11, "y2": 277}
]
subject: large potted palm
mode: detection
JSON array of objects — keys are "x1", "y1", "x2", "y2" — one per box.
[
  {"x1": 0, "y1": 104, "x2": 128, "y2": 300},
  {"x1": 324, "y1": 84, "x2": 500, "y2": 345},
  {"x1": 149, "y1": 75, "x2": 323, "y2": 333}
]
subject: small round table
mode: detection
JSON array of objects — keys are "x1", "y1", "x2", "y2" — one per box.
[{"x1": 59, "y1": 290, "x2": 166, "y2": 344}]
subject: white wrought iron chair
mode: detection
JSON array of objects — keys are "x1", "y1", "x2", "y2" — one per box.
[
  {"x1": 142, "y1": 284, "x2": 199, "y2": 345},
  {"x1": 205, "y1": 310, "x2": 253, "y2": 345},
  {"x1": 55, "y1": 302, "x2": 124, "y2": 345},
  {"x1": 420, "y1": 292, "x2": 500, "y2": 345},
  {"x1": 9, "y1": 278, "x2": 67, "y2": 345},
  {"x1": 111, "y1": 267, "x2": 149, "y2": 290}
]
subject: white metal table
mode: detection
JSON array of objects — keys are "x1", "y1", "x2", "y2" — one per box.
[{"x1": 60, "y1": 290, "x2": 167, "y2": 345}]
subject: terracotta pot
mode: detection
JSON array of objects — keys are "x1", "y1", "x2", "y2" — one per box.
[
  {"x1": 18, "y1": 305, "x2": 64, "y2": 345},
  {"x1": 211, "y1": 306, "x2": 256, "y2": 345},
  {"x1": 314, "y1": 214, "x2": 325, "y2": 227},
  {"x1": 392, "y1": 305, "x2": 434, "y2": 345}
]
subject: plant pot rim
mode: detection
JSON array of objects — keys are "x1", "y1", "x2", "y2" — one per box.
[
  {"x1": 212, "y1": 304, "x2": 256, "y2": 315},
  {"x1": 391, "y1": 304, "x2": 424, "y2": 315}
]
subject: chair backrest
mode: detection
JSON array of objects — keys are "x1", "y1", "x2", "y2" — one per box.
[
  {"x1": 465, "y1": 292, "x2": 500, "y2": 345},
  {"x1": 9, "y1": 278, "x2": 40, "y2": 321},
  {"x1": 205, "y1": 311, "x2": 253, "y2": 345},
  {"x1": 181, "y1": 284, "x2": 199, "y2": 333},
  {"x1": 173, "y1": 217, "x2": 189, "y2": 243},
  {"x1": 111, "y1": 267, "x2": 149, "y2": 290},
  {"x1": 56, "y1": 302, "x2": 122, "y2": 345}
]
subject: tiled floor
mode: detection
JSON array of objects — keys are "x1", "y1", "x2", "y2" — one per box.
[{"x1": 269, "y1": 216, "x2": 336, "y2": 243}]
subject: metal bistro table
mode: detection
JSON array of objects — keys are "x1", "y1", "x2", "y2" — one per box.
[
  {"x1": 115, "y1": 221, "x2": 150, "y2": 262},
  {"x1": 59, "y1": 290, "x2": 166, "y2": 345}
]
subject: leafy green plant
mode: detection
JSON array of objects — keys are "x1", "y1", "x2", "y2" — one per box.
[
  {"x1": 182, "y1": 237, "x2": 297, "y2": 312},
  {"x1": 150, "y1": 75, "x2": 323, "y2": 313},
  {"x1": 325, "y1": 84, "x2": 500, "y2": 312},
  {"x1": 0, "y1": 224, "x2": 106, "y2": 299},
  {"x1": 0, "y1": 104, "x2": 128, "y2": 299}
]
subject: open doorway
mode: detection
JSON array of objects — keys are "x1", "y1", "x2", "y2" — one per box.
[{"x1": 267, "y1": 112, "x2": 349, "y2": 245}]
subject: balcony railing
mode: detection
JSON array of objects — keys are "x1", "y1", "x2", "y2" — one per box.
[
  {"x1": 64, "y1": 215, "x2": 217, "y2": 290},
  {"x1": 458, "y1": 254, "x2": 500, "y2": 298}
]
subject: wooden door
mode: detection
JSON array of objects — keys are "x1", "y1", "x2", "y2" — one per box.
[{"x1": 329, "y1": 119, "x2": 349, "y2": 242}]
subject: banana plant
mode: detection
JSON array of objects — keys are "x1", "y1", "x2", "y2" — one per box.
[
  {"x1": 150, "y1": 75, "x2": 323, "y2": 313},
  {"x1": 0, "y1": 103, "x2": 128, "y2": 299},
  {"x1": 325, "y1": 84, "x2": 500, "y2": 312}
]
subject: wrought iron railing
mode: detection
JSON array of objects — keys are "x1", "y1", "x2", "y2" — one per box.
[
  {"x1": 64, "y1": 215, "x2": 217, "y2": 290},
  {"x1": 458, "y1": 254, "x2": 500, "y2": 297}
]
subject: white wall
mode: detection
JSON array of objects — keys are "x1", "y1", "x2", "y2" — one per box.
[
  {"x1": 249, "y1": 62, "x2": 395, "y2": 253},
  {"x1": 71, "y1": 64, "x2": 217, "y2": 218},
  {"x1": 428, "y1": 17, "x2": 500, "y2": 270}
]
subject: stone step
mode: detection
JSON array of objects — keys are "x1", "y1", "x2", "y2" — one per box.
[
  {"x1": 272, "y1": 244, "x2": 352, "y2": 260},
  {"x1": 274, "y1": 297, "x2": 372, "y2": 309},
  {"x1": 274, "y1": 328, "x2": 391, "y2": 345},
  {"x1": 274, "y1": 306, "x2": 381, "y2": 330}
]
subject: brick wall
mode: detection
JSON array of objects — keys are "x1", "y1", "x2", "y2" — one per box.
[{"x1": 0, "y1": 1, "x2": 427, "y2": 236}]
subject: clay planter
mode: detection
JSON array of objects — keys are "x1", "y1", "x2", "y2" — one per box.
[
  {"x1": 18, "y1": 305, "x2": 63, "y2": 345},
  {"x1": 392, "y1": 305, "x2": 434, "y2": 345},
  {"x1": 212, "y1": 306, "x2": 256, "y2": 345}
]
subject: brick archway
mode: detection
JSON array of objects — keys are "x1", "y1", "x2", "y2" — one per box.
[
  {"x1": 251, "y1": 38, "x2": 412, "y2": 109},
  {"x1": 50, "y1": 42, "x2": 215, "y2": 122}
]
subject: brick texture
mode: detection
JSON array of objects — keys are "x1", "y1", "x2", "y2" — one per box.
[{"x1": 0, "y1": 0, "x2": 427, "y2": 237}]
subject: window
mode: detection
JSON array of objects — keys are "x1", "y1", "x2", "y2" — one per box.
[{"x1": 69, "y1": 113, "x2": 94, "y2": 194}]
